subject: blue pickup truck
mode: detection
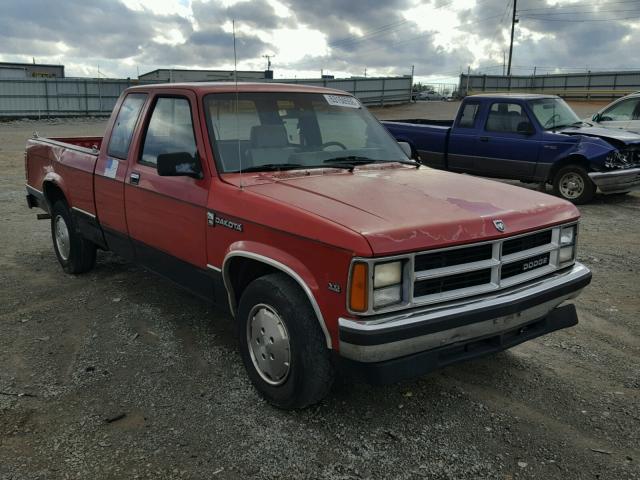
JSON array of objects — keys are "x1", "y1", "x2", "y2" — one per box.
[{"x1": 383, "y1": 94, "x2": 640, "y2": 204}]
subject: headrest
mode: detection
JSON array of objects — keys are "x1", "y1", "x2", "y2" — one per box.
[{"x1": 250, "y1": 125, "x2": 289, "y2": 148}]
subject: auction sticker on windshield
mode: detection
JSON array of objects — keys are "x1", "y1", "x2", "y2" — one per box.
[{"x1": 324, "y1": 94, "x2": 360, "y2": 108}]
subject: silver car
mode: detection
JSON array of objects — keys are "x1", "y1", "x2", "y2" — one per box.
[{"x1": 589, "y1": 92, "x2": 640, "y2": 133}]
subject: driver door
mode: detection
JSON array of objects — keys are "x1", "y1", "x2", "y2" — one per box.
[
  {"x1": 123, "y1": 90, "x2": 215, "y2": 300},
  {"x1": 472, "y1": 102, "x2": 540, "y2": 179}
]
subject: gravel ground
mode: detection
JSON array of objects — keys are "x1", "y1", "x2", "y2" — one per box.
[{"x1": 1, "y1": 103, "x2": 639, "y2": 480}]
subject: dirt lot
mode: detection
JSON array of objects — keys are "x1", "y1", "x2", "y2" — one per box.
[{"x1": 1, "y1": 102, "x2": 639, "y2": 479}]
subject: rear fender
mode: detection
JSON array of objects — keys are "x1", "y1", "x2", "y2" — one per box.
[
  {"x1": 42, "y1": 173, "x2": 69, "y2": 208},
  {"x1": 222, "y1": 241, "x2": 332, "y2": 349}
]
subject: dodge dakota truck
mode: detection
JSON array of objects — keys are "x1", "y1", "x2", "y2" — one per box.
[
  {"x1": 25, "y1": 83, "x2": 591, "y2": 409},
  {"x1": 383, "y1": 94, "x2": 640, "y2": 204}
]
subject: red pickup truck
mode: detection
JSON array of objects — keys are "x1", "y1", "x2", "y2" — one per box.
[{"x1": 25, "y1": 83, "x2": 592, "y2": 409}]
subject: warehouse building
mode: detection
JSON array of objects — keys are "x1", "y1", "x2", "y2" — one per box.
[
  {"x1": 138, "y1": 68, "x2": 273, "y2": 83},
  {"x1": 0, "y1": 62, "x2": 65, "y2": 79}
]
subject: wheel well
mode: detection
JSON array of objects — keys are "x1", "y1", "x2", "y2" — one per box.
[
  {"x1": 548, "y1": 155, "x2": 590, "y2": 182},
  {"x1": 223, "y1": 255, "x2": 332, "y2": 349},
  {"x1": 225, "y1": 257, "x2": 279, "y2": 306},
  {"x1": 42, "y1": 182, "x2": 67, "y2": 209}
]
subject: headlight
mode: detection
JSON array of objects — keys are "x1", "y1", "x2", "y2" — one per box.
[
  {"x1": 559, "y1": 225, "x2": 576, "y2": 264},
  {"x1": 374, "y1": 261, "x2": 402, "y2": 288},
  {"x1": 560, "y1": 225, "x2": 575, "y2": 245},
  {"x1": 559, "y1": 246, "x2": 575, "y2": 263},
  {"x1": 373, "y1": 284, "x2": 402, "y2": 308},
  {"x1": 349, "y1": 260, "x2": 405, "y2": 312},
  {"x1": 373, "y1": 261, "x2": 403, "y2": 308}
]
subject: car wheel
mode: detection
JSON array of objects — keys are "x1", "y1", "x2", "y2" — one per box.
[
  {"x1": 552, "y1": 165, "x2": 595, "y2": 204},
  {"x1": 51, "y1": 200, "x2": 97, "y2": 274},
  {"x1": 237, "y1": 272, "x2": 334, "y2": 409}
]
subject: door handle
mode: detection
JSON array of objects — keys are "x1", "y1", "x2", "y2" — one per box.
[
  {"x1": 130, "y1": 172, "x2": 140, "y2": 185},
  {"x1": 479, "y1": 136, "x2": 489, "y2": 142}
]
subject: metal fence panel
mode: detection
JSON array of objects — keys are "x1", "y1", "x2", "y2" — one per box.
[
  {"x1": 0, "y1": 75, "x2": 412, "y2": 118},
  {"x1": 460, "y1": 70, "x2": 640, "y2": 100}
]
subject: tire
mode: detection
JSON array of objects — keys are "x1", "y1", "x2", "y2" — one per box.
[
  {"x1": 237, "y1": 273, "x2": 334, "y2": 409},
  {"x1": 552, "y1": 165, "x2": 596, "y2": 204},
  {"x1": 50, "y1": 200, "x2": 96, "y2": 274}
]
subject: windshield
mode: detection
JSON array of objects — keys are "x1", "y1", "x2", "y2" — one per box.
[
  {"x1": 204, "y1": 92, "x2": 409, "y2": 173},
  {"x1": 528, "y1": 98, "x2": 581, "y2": 130}
]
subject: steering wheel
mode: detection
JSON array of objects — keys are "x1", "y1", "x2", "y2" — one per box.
[
  {"x1": 320, "y1": 141, "x2": 347, "y2": 151},
  {"x1": 544, "y1": 113, "x2": 562, "y2": 128}
]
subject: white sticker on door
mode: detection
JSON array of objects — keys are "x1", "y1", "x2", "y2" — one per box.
[
  {"x1": 324, "y1": 94, "x2": 361, "y2": 108},
  {"x1": 104, "y1": 158, "x2": 118, "y2": 179}
]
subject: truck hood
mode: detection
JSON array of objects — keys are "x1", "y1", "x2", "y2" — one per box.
[
  {"x1": 231, "y1": 165, "x2": 579, "y2": 255},
  {"x1": 559, "y1": 125, "x2": 640, "y2": 146}
]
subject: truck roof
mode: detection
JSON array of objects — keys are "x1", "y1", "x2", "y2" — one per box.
[
  {"x1": 469, "y1": 93, "x2": 558, "y2": 100},
  {"x1": 127, "y1": 82, "x2": 349, "y2": 96}
]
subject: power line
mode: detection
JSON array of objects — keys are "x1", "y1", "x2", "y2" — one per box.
[
  {"x1": 523, "y1": 8, "x2": 640, "y2": 16},
  {"x1": 329, "y1": 19, "x2": 409, "y2": 48},
  {"x1": 328, "y1": 0, "x2": 504, "y2": 51},
  {"x1": 518, "y1": 0, "x2": 640, "y2": 12},
  {"x1": 519, "y1": 15, "x2": 640, "y2": 22}
]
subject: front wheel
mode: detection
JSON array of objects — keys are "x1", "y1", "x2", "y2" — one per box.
[
  {"x1": 51, "y1": 201, "x2": 96, "y2": 274},
  {"x1": 552, "y1": 165, "x2": 596, "y2": 204},
  {"x1": 237, "y1": 273, "x2": 334, "y2": 409}
]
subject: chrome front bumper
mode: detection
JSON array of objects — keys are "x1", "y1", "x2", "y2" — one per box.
[
  {"x1": 589, "y1": 167, "x2": 640, "y2": 194},
  {"x1": 338, "y1": 262, "x2": 591, "y2": 364}
]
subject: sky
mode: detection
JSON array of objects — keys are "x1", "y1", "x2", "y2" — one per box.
[{"x1": 1, "y1": 0, "x2": 639, "y2": 85}]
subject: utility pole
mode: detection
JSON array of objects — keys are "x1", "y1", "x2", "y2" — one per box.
[
  {"x1": 262, "y1": 54, "x2": 275, "y2": 71},
  {"x1": 503, "y1": 51, "x2": 506, "y2": 76},
  {"x1": 507, "y1": 0, "x2": 518, "y2": 76},
  {"x1": 466, "y1": 65, "x2": 471, "y2": 96}
]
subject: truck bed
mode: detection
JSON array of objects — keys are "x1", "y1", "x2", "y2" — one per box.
[
  {"x1": 381, "y1": 120, "x2": 451, "y2": 169},
  {"x1": 383, "y1": 119, "x2": 454, "y2": 127},
  {"x1": 25, "y1": 136, "x2": 102, "y2": 218}
]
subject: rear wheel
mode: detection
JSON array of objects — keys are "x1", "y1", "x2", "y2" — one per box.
[
  {"x1": 237, "y1": 273, "x2": 334, "y2": 409},
  {"x1": 51, "y1": 201, "x2": 96, "y2": 274},
  {"x1": 552, "y1": 165, "x2": 595, "y2": 204}
]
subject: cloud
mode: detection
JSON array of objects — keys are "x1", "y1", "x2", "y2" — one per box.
[{"x1": 0, "y1": 0, "x2": 637, "y2": 80}]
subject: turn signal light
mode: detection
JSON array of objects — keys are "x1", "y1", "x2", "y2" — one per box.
[{"x1": 349, "y1": 262, "x2": 368, "y2": 312}]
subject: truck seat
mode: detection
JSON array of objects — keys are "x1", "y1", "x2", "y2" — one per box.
[{"x1": 249, "y1": 125, "x2": 298, "y2": 165}]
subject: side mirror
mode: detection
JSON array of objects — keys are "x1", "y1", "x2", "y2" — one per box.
[
  {"x1": 591, "y1": 113, "x2": 600, "y2": 122},
  {"x1": 157, "y1": 152, "x2": 202, "y2": 179},
  {"x1": 517, "y1": 121, "x2": 535, "y2": 136},
  {"x1": 398, "y1": 141, "x2": 413, "y2": 158}
]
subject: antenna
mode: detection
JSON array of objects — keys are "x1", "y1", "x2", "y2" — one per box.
[
  {"x1": 262, "y1": 54, "x2": 275, "y2": 71},
  {"x1": 233, "y1": 20, "x2": 243, "y2": 189}
]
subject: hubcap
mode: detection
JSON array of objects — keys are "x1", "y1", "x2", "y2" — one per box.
[
  {"x1": 559, "y1": 172, "x2": 585, "y2": 199},
  {"x1": 246, "y1": 304, "x2": 291, "y2": 386},
  {"x1": 54, "y1": 215, "x2": 71, "y2": 261}
]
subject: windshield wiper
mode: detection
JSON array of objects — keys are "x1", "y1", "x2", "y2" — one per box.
[
  {"x1": 324, "y1": 156, "x2": 376, "y2": 164},
  {"x1": 233, "y1": 163, "x2": 355, "y2": 173},
  {"x1": 235, "y1": 163, "x2": 307, "y2": 173},
  {"x1": 324, "y1": 156, "x2": 420, "y2": 168},
  {"x1": 552, "y1": 121, "x2": 585, "y2": 130}
]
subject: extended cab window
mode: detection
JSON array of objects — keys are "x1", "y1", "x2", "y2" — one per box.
[
  {"x1": 140, "y1": 97, "x2": 197, "y2": 166},
  {"x1": 107, "y1": 93, "x2": 147, "y2": 159},
  {"x1": 458, "y1": 103, "x2": 479, "y2": 128},
  {"x1": 486, "y1": 102, "x2": 529, "y2": 133}
]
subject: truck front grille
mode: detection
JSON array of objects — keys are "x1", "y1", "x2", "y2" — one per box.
[
  {"x1": 414, "y1": 269, "x2": 492, "y2": 297},
  {"x1": 411, "y1": 226, "x2": 565, "y2": 306}
]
